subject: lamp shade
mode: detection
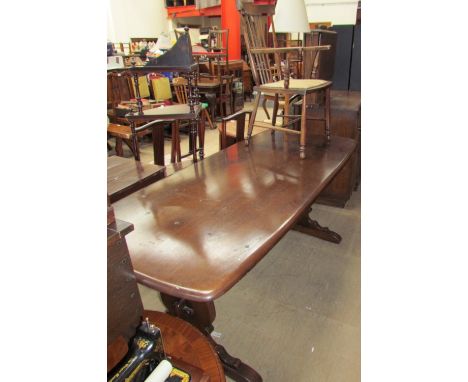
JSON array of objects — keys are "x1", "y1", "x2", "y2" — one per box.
[{"x1": 273, "y1": 0, "x2": 310, "y2": 33}]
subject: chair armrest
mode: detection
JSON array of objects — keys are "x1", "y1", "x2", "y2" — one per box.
[
  {"x1": 134, "y1": 119, "x2": 169, "y2": 133},
  {"x1": 221, "y1": 110, "x2": 252, "y2": 123},
  {"x1": 219, "y1": 110, "x2": 252, "y2": 150}
]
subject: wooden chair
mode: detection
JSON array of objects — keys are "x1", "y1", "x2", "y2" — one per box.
[
  {"x1": 207, "y1": 27, "x2": 229, "y2": 73},
  {"x1": 107, "y1": 119, "x2": 166, "y2": 162},
  {"x1": 200, "y1": 73, "x2": 234, "y2": 119},
  {"x1": 240, "y1": 3, "x2": 333, "y2": 159},
  {"x1": 107, "y1": 71, "x2": 134, "y2": 109}
]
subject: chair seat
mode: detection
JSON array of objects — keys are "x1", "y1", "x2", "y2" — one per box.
[
  {"x1": 259, "y1": 79, "x2": 331, "y2": 92},
  {"x1": 107, "y1": 123, "x2": 132, "y2": 140},
  {"x1": 107, "y1": 123, "x2": 155, "y2": 140}
]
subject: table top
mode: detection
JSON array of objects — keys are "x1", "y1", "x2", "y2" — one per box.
[
  {"x1": 107, "y1": 156, "x2": 165, "y2": 203},
  {"x1": 114, "y1": 132, "x2": 356, "y2": 302}
]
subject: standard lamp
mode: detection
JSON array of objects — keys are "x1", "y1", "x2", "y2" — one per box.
[{"x1": 273, "y1": 0, "x2": 310, "y2": 34}]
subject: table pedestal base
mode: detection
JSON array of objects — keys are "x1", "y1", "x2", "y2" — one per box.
[
  {"x1": 161, "y1": 294, "x2": 263, "y2": 382},
  {"x1": 293, "y1": 207, "x2": 342, "y2": 244}
]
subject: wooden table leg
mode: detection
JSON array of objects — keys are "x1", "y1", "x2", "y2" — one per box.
[
  {"x1": 293, "y1": 206, "x2": 342, "y2": 244},
  {"x1": 152, "y1": 124, "x2": 165, "y2": 166},
  {"x1": 161, "y1": 293, "x2": 263, "y2": 382}
]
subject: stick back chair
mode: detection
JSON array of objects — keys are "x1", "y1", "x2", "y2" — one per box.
[{"x1": 240, "y1": 3, "x2": 333, "y2": 159}]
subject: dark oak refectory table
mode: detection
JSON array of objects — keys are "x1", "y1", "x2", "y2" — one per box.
[{"x1": 113, "y1": 131, "x2": 357, "y2": 382}]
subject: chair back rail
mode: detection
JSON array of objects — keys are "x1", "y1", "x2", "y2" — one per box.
[{"x1": 240, "y1": 11, "x2": 281, "y2": 86}]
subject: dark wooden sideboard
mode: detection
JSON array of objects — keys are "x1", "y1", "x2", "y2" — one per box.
[{"x1": 304, "y1": 90, "x2": 361, "y2": 207}]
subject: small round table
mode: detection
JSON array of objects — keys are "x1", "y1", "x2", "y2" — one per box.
[{"x1": 144, "y1": 310, "x2": 226, "y2": 382}]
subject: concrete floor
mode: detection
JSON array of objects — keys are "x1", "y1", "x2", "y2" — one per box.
[{"x1": 109, "y1": 104, "x2": 360, "y2": 381}]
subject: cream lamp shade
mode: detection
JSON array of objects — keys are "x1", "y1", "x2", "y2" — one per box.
[{"x1": 273, "y1": 0, "x2": 310, "y2": 33}]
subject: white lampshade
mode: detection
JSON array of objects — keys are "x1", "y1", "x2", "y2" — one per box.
[{"x1": 273, "y1": 0, "x2": 310, "y2": 33}]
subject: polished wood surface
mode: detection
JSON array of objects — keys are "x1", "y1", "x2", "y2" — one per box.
[
  {"x1": 107, "y1": 156, "x2": 166, "y2": 203},
  {"x1": 144, "y1": 310, "x2": 225, "y2": 382},
  {"x1": 113, "y1": 131, "x2": 356, "y2": 302}
]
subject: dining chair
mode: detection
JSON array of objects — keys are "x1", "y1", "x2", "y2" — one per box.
[
  {"x1": 240, "y1": 3, "x2": 333, "y2": 159},
  {"x1": 107, "y1": 119, "x2": 166, "y2": 162},
  {"x1": 200, "y1": 73, "x2": 234, "y2": 120}
]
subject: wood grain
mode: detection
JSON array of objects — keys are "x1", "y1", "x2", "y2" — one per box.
[
  {"x1": 107, "y1": 156, "x2": 166, "y2": 203},
  {"x1": 144, "y1": 310, "x2": 225, "y2": 382},
  {"x1": 113, "y1": 131, "x2": 356, "y2": 302}
]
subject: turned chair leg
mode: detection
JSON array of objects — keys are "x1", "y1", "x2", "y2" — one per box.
[
  {"x1": 325, "y1": 87, "x2": 331, "y2": 143},
  {"x1": 272, "y1": 94, "x2": 279, "y2": 127},
  {"x1": 262, "y1": 97, "x2": 270, "y2": 120},
  {"x1": 300, "y1": 95, "x2": 307, "y2": 159},
  {"x1": 246, "y1": 91, "x2": 261, "y2": 145}
]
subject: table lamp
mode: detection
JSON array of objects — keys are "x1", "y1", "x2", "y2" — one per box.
[{"x1": 273, "y1": 0, "x2": 310, "y2": 33}]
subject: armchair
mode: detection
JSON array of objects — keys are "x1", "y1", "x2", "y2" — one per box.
[{"x1": 240, "y1": 3, "x2": 333, "y2": 159}]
